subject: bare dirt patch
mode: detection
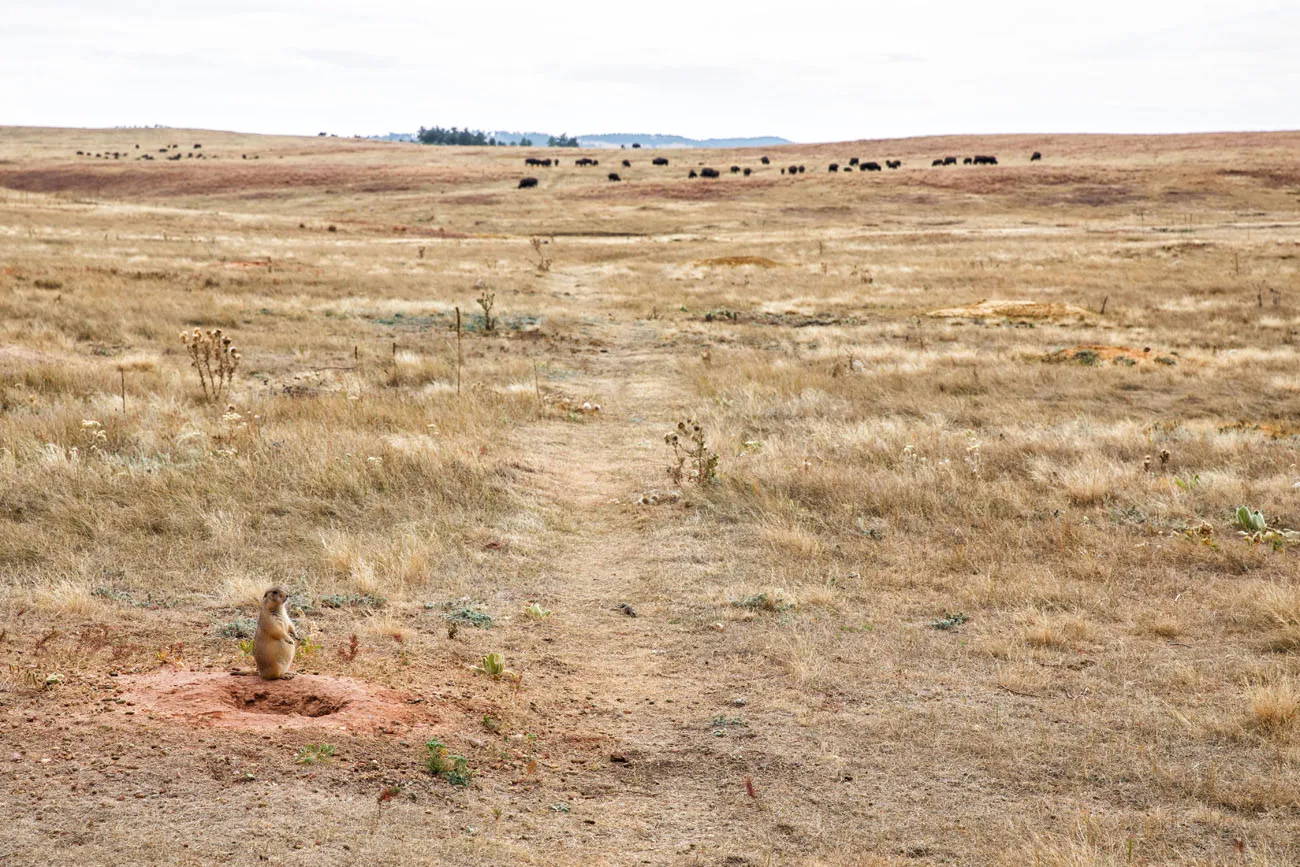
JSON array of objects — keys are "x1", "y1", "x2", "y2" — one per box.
[
  {"x1": 118, "y1": 671, "x2": 425, "y2": 733},
  {"x1": 929, "y1": 298, "x2": 1094, "y2": 322}
]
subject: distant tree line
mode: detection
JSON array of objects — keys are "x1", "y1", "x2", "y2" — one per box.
[
  {"x1": 417, "y1": 126, "x2": 506, "y2": 146},
  {"x1": 416, "y1": 126, "x2": 580, "y2": 147}
]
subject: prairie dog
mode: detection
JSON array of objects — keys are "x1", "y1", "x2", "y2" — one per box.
[{"x1": 253, "y1": 587, "x2": 297, "y2": 680}]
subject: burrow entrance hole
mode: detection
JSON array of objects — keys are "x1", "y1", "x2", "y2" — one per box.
[{"x1": 224, "y1": 681, "x2": 348, "y2": 718}]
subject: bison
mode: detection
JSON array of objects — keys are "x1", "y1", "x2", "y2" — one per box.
[
  {"x1": 798, "y1": 165, "x2": 806, "y2": 173},
  {"x1": 608, "y1": 173, "x2": 621, "y2": 182},
  {"x1": 730, "y1": 165, "x2": 741, "y2": 174},
  {"x1": 886, "y1": 159, "x2": 902, "y2": 169},
  {"x1": 849, "y1": 157, "x2": 859, "y2": 166},
  {"x1": 518, "y1": 177, "x2": 539, "y2": 189},
  {"x1": 652, "y1": 157, "x2": 669, "y2": 166},
  {"x1": 943, "y1": 156, "x2": 958, "y2": 166},
  {"x1": 622, "y1": 159, "x2": 631, "y2": 167},
  {"x1": 828, "y1": 163, "x2": 839, "y2": 172},
  {"x1": 743, "y1": 168, "x2": 752, "y2": 176},
  {"x1": 1030, "y1": 151, "x2": 1042, "y2": 162},
  {"x1": 932, "y1": 159, "x2": 944, "y2": 166},
  {"x1": 863, "y1": 161, "x2": 882, "y2": 171},
  {"x1": 688, "y1": 169, "x2": 698, "y2": 178},
  {"x1": 700, "y1": 167, "x2": 720, "y2": 178},
  {"x1": 972, "y1": 155, "x2": 998, "y2": 165},
  {"x1": 760, "y1": 156, "x2": 770, "y2": 165}
]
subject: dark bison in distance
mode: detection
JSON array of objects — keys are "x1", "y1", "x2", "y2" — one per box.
[
  {"x1": 886, "y1": 159, "x2": 901, "y2": 169},
  {"x1": 699, "y1": 167, "x2": 720, "y2": 178},
  {"x1": 862, "y1": 161, "x2": 882, "y2": 172},
  {"x1": 760, "y1": 156, "x2": 770, "y2": 165},
  {"x1": 622, "y1": 159, "x2": 631, "y2": 167},
  {"x1": 524, "y1": 157, "x2": 553, "y2": 167},
  {"x1": 1031, "y1": 151, "x2": 1042, "y2": 161},
  {"x1": 575, "y1": 157, "x2": 599, "y2": 166},
  {"x1": 972, "y1": 155, "x2": 998, "y2": 165},
  {"x1": 652, "y1": 157, "x2": 669, "y2": 166},
  {"x1": 608, "y1": 173, "x2": 621, "y2": 182},
  {"x1": 828, "y1": 163, "x2": 839, "y2": 172},
  {"x1": 518, "y1": 177, "x2": 538, "y2": 189}
]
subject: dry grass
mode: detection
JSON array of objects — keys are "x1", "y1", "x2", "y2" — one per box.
[{"x1": 2, "y1": 125, "x2": 1300, "y2": 865}]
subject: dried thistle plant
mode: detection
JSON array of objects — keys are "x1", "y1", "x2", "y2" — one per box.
[
  {"x1": 665, "y1": 419, "x2": 719, "y2": 486},
  {"x1": 180, "y1": 328, "x2": 240, "y2": 403},
  {"x1": 476, "y1": 290, "x2": 497, "y2": 332},
  {"x1": 530, "y1": 236, "x2": 553, "y2": 273}
]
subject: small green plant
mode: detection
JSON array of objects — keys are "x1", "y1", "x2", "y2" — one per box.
[
  {"x1": 295, "y1": 743, "x2": 336, "y2": 765},
  {"x1": 476, "y1": 652, "x2": 507, "y2": 678},
  {"x1": 524, "y1": 603, "x2": 552, "y2": 619},
  {"x1": 549, "y1": 802, "x2": 570, "y2": 813},
  {"x1": 442, "y1": 604, "x2": 493, "y2": 629},
  {"x1": 237, "y1": 637, "x2": 255, "y2": 658},
  {"x1": 426, "y1": 738, "x2": 450, "y2": 775},
  {"x1": 1233, "y1": 506, "x2": 1300, "y2": 549},
  {"x1": 731, "y1": 592, "x2": 793, "y2": 613},
  {"x1": 425, "y1": 739, "x2": 472, "y2": 786},
  {"x1": 481, "y1": 714, "x2": 501, "y2": 733},
  {"x1": 1174, "y1": 474, "x2": 1201, "y2": 490},
  {"x1": 1235, "y1": 506, "x2": 1268, "y2": 534},
  {"x1": 932, "y1": 610, "x2": 970, "y2": 631},
  {"x1": 318, "y1": 593, "x2": 386, "y2": 609},
  {"x1": 295, "y1": 632, "x2": 319, "y2": 658},
  {"x1": 217, "y1": 618, "x2": 257, "y2": 639},
  {"x1": 665, "y1": 419, "x2": 719, "y2": 486}
]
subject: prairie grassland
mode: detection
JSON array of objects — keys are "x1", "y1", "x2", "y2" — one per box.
[{"x1": 1, "y1": 126, "x2": 1299, "y2": 865}]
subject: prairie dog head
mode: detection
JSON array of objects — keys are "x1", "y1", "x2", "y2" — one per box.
[{"x1": 261, "y1": 587, "x2": 289, "y2": 614}]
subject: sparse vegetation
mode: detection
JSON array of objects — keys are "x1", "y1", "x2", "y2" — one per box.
[
  {"x1": 3, "y1": 126, "x2": 1300, "y2": 865},
  {"x1": 665, "y1": 419, "x2": 719, "y2": 485}
]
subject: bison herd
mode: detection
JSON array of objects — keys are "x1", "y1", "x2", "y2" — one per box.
[
  {"x1": 515, "y1": 150, "x2": 1044, "y2": 188},
  {"x1": 74, "y1": 142, "x2": 213, "y2": 162}
]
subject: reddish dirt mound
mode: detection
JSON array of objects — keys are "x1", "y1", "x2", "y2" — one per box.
[
  {"x1": 117, "y1": 671, "x2": 425, "y2": 733},
  {"x1": 1045, "y1": 344, "x2": 1181, "y2": 367},
  {"x1": 1219, "y1": 420, "x2": 1300, "y2": 439}
]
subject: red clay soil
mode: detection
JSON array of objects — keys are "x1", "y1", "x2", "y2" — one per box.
[{"x1": 117, "y1": 671, "x2": 428, "y2": 734}]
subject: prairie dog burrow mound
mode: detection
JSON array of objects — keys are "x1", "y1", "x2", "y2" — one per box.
[{"x1": 116, "y1": 671, "x2": 424, "y2": 733}]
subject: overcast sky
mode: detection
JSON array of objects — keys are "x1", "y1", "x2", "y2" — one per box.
[{"x1": 3, "y1": 0, "x2": 1296, "y2": 142}]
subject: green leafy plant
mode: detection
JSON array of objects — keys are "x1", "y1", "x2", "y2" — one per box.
[
  {"x1": 1235, "y1": 506, "x2": 1268, "y2": 534},
  {"x1": 442, "y1": 605, "x2": 493, "y2": 629},
  {"x1": 731, "y1": 592, "x2": 793, "y2": 613},
  {"x1": 237, "y1": 638, "x2": 255, "y2": 658},
  {"x1": 932, "y1": 610, "x2": 970, "y2": 631},
  {"x1": 476, "y1": 652, "x2": 507, "y2": 678},
  {"x1": 295, "y1": 743, "x2": 336, "y2": 765},
  {"x1": 665, "y1": 419, "x2": 719, "y2": 486},
  {"x1": 524, "y1": 603, "x2": 552, "y2": 619},
  {"x1": 425, "y1": 738, "x2": 472, "y2": 786}
]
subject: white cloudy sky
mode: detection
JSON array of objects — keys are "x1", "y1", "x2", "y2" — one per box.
[{"x1": 3, "y1": 0, "x2": 1296, "y2": 141}]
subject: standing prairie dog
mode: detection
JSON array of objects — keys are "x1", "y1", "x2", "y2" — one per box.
[{"x1": 253, "y1": 587, "x2": 297, "y2": 680}]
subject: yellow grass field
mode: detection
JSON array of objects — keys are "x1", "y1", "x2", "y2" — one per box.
[{"x1": 1, "y1": 126, "x2": 1299, "y2": 865}]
